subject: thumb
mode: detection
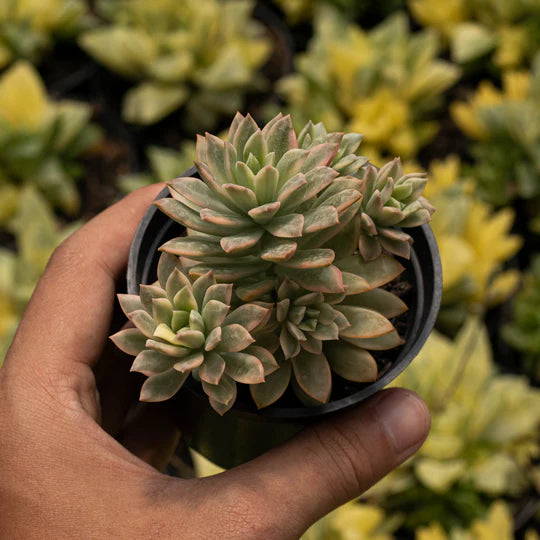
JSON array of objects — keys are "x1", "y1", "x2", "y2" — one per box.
[{"x1": 194, "y1": 388, "x2": 430, "y2": 539}]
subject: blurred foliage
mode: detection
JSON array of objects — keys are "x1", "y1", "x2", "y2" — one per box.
[
  {"x1": 306, "y1": 499, "x2": 539, "y2": 540},
  {"x1": 0, "y1": 61, "x2": 102, "y2": 224},
  {"x1": 503, "y1": 255, "x2": 540, "y2": 381},
  {"x1": 277, "y1": 7, "x2": 460, "y2": 159},
  {"x1": 0, "y1": 187, "x2": 80, "y2": 365},
  {"x1": 363, "y1": 317, "x2": 540, "y2": 531},
  {"x1": 425, "y1": 156, "x2": 522, "y2": 332},
  {"x1": 0, "y1": 0, "x2": 90, "y2": 68},
  {"x1": 79, "y1": 0, "x2": 270, "y2": 127},
  {"x1": 409, "y1": 0, "x2": 540, "y2": 68},
  {"x1": 451, "y1": 62, "x2": 540, "y2": 208},
  {"x1": 274, "y1": 0, "x2": 405, "y2": 24},
  {"x1": 118, "y1": 142, "x2": 197, "y2": 193}
]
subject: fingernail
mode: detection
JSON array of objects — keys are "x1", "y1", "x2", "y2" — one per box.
[{"x1": 370, "y1": 389, "x2": 430, "y2": 462}]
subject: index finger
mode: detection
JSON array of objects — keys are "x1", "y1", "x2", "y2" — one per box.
[{"x1": 4, "y1": 184, "x2": 164, "y2": 378}]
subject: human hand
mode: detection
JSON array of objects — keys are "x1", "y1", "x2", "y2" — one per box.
[{"x1": 0, "y1": 185, "x2": 430, "y2": 539}]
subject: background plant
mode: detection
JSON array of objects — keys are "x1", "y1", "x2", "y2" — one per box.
[
  {"x1": 0, "y1": 0, "x2": 89, "y2": 68},
  {"x1": 504, "y1": 255, "x2": 540, "y2": 381},
  {"x1": 276, "y1": 6, "x2": 460, "y2": 159},
  {"x1": 79, "y1": 0, "x2": 270, "y2": 128},
  {"x1": 0, "y1": 60, "x2": 102, "y2": 223}
]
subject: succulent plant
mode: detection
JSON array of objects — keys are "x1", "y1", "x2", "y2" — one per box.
[
  {"x1": 111, "y1": 253, "x2": 277, "y2": 415},
  {"x1": 503, "y1": 255, "x2": 540, "y2": 381},
  {"x1": 451, "y1": 64, "x2": 540, "y2": 209},
  {"x1": 113, "y1": 112, "x2": 435, "y2": 414},
  {"x1": 0, "y1": 61, "x2": 102, "y2": 223},
  {"x1": 0, "y1": 186, "x2": 81, "y2": 366},
  {"x1": 369, "y1": 318, "x2": 540, "y2": 530},
  {"x1": 409, "y1": 0, "x2": 540, "y2": 68},
  {"x1": 156, "y1": 112, "x2": 367, "y2": 296},
  {"x1": 252, "y1": 254, "x2": 408, "y2": 408},
  {"x1": 355, "y1": 159, "x2": 435, "y2": 261},
  {"x1": 0, "y1": 0, "x2": 89, "y2": 69},
  {"x1": 424, "y1": 156, "x2": 522, "y2": 332},
  {"x1": 276, "y1": 8, "x2": 460, "y2": 159},
  {"x1": 79, "y1": 0, "x2": 270, "y2": 127}
]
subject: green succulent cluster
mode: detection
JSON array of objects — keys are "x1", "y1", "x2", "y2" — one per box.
[
  {"x1": 451, "y1": 58, "x2": 540, "y2": 210},
  {"x1": 276, "y1": 8, "x2": 460, "y2": 159},
  {"x1": 112, "y1": 112, "x2": 434, "y2": 415},
  {"x1": 363, "y1": 318, "x2": 540, "y2": 532},
  {"x1": 0, "y1": 61, "x2": 102, "y2": 224},
  {"x1": 79, "y1": 0, "x2": 270, "y2": 127},
  {"x1": 0, "y1": 186, "x2": 81, "y2": 366},
  {"x1": 503, "y1": 256, "x2": 540, "y2": 381},
  {"x1": 0, "y1": 0, "x2": 89, "y2": 68}
]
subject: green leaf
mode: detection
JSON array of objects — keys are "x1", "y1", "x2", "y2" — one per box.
[
  {"x1": 123, "y1": 82, "x2": 188, "y2": 125},
  {"x1": 174, "y1": 329, "x2": 205, "y2": 348},
  {"x1": 324, "y1": 341, "x2": 378, "y2": 383},
  {"x1": 260, "y1": 237, "x2": 297, "y2": 262},
  {"x1": 250, "y1": 361, "x2": 292, "y2": 409},
  {"x1": 174, "y1": 351, "x2": 205, "y2": 373},
  {"x1": 169, "y1": 177, "x2": 231, "y2": 213},
  {"x1": 146, "y1": 339, "x2": 191, "y2": 357},
  {"x1": 245, "y1": 345, "x2": 279, "y2": 376},
  {"x1": 202, "y1": 373, "x2": 237, "y2": 406},
  {"x1": 199, "y1": 351, "x2": 225, "y2": 385},
  {"x1": 218, "y1": 324, "x2": 255, "y2": 352},
  {"x1": 204, "y1": 327, "x2": 222, "y2": 351},
  {"x1": 235, "y1": 279, "x2": 275, "y2": 301},
  {"x1": 165, "y1": 267, "x2": 191, "y2": 301},
  {"x1": 264, "y1": 213, "x2": 304, "y2": 238},
  {"x1": 303, "y1": 206, "x2": 339, "y2": 234},
  {"x1": 140, "y1": 368, "x2": 189, "y2": 402},
  {"x1": 201, "y1": 300, "x2": 230, "y2": 331},
  {"x1": 344, "y1": 288, "x2": 408, "y2": 318},
  {"x1": 128, "y1": 310, "x2": 156, "y2": 338},
  {"x1": 292, "y1": 351, "x2": 332, "y2": 404},
  {"x1": 110, "y1": 328, "x2": 146, "y2": 356},
  {"x1": 280, "y1": 265, "x2": 344, "y2": 294},
  {"x1": 336, "y1": 254, "x2": 404, "y2": 288},
  {"x1": 191, "y1": 271, "x2": 216, "y2": 309},
  {"x1": 248, "y1": 202, "x2": 281, "y2": 225},
  {"x1": 139, "y1": 284, "x2": 167, "y2": 313},
  {"x1": 220, "y1": 229, "x2": 264, "y2": 253},
  {"x1": 336, "y1": 306, "x2": 395, "y2": 339},
  {"x1": 173, "y1": 285, "x2": 198, "y2": 312},
  {"x1": 203, "y1": 284, "x2": 233, "y2": 307},
  {"x1": 131, "y1": 350, "x2": 175, "y2": 376},
  {"x1": 223, "y1": 352, "x2": 265, "y2": 384},
  {"x1": 117, "y1": 294, "x2": 142, "y2": 316},
  {"x1": 264, "y1": 114, "x2": 297, "y2": 162},
  {"x1": 279, "y1": 249, "x2": 335, "y2": 269},
  {"x1": 224, "y1": 304, "x2": 270, "y2": 332},
  {"x1": 152, "y1": 298, "x2": 174, "y2": 326},
  {"x1": 343, "y1": 330, "x2": 405, "y2": 351},
  {"x1": 342, "y1": 272, "x2": 371, "y2": 295},
  {"x1": 157, "y1": 252, "x2": 179, "y2": 290}
]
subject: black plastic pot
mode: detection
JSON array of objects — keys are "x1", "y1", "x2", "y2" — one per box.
[{"x1": 127, "y1": 166, "x2": 442, "y2": 469}]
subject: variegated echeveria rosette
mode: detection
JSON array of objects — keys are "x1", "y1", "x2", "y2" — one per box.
[
  {"x1": 111, "y1": 253, "x2": 278, "y2": 415},
  {"x1": 111, "y1": 112, "x2": 435, "y2": 415}
]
